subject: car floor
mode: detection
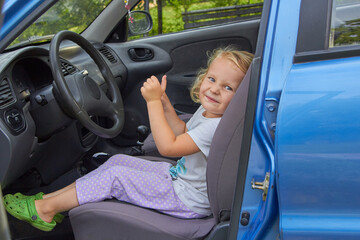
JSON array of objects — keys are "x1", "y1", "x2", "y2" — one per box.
[
  {"x1": 4, "y1": 166, "x2": 82, "y2": 240},
  {"x1": 3, "y1": 145, "x2": 142, "y2": 240}
]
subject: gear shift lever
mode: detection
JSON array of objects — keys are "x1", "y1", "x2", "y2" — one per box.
[
  {"x1": 137, "y1": 125, "x2": 149, "y2": 146},
  {"x1": 129, "y1": 125, "x2": 150, "y2": 156}
]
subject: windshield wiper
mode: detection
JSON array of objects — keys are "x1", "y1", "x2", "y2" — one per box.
[{"x1": 8, "y1": 34, "x2": 55, "y2": 49}]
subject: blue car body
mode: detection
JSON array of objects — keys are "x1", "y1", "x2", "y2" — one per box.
[
  {"x1": 0, "y1": 0, "x2": 46, "y2": 40},
  {"x1": 1, "y1": 0, "x2": 360, "y2": 239},
  {"x1": 238, "y1": 0, "x2": 360, "y2": 239}
]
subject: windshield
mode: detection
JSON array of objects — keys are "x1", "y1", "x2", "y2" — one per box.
[{"x1": 7, "y1": 0, "x2": 112, "y2": 49}]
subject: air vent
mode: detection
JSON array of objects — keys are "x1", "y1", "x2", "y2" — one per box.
[
  {"x1": 98, "y1": 46, "x2": 118, "y2": 63},
  {"x1": 61, "y1": 61, "x2": 76, "y2": 76},
  {"x1": 0, "y1": 78, "x2": 16, "y2": 108}
]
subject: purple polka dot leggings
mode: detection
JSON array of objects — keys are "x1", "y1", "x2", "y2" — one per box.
[{"x1": 75, "y1": 154, "x2": 205, "y2": 219}]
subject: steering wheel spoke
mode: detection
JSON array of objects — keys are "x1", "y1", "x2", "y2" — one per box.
[
  {"x1": 85, "y1": 91, "x2": 113, "y2": 116},
  {"x1": 50, "y1": 30, "x2": 124, "y2": 138},
  {"x1": 63, "y1": 73, "x2": 84, "y2": 106}
]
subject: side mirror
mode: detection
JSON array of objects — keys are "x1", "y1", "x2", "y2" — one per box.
[{"x1": 128, "y1": 11, "x2": 153, "y2": 36}]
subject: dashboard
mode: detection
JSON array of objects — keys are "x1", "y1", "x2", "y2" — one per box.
[
  {"x1": 0, "y1": 42, "x2": 127, "y2": 187},
  {"x1": 2, "y1": 55, "x2": 57, "y2": 136}
]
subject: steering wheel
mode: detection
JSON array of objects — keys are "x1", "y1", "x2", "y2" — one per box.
[{"x1": 49, "y1": 30, "x2": 124, "y2": 138}]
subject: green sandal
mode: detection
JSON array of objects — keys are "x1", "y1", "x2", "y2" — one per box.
[
  {"x1": 12, "y1": 192, "x2": 65, "y2": 223},
  {"x1": 3, "y1": 194, "x2": 56, "y2": 232}
]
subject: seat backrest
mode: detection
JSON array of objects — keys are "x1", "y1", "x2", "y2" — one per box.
[{"x1": 207, "y1": 65, "x2": 252, "y2": 222}]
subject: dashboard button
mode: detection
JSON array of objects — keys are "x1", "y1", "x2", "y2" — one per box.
[
  {"x1": 35, "y1": 94, "x2": 48, "y2": 106},
  {"x1": 4, "y1": 109, "x2": 24, "y2": 131}
]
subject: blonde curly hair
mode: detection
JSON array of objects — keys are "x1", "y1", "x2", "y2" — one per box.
[{"x1": 190, "y1": 46, "x2": 254, "y2": 103}]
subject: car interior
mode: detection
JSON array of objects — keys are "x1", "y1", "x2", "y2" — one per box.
[{"x1": 0, "y1": 0, "x2": 261, "y2": 239}]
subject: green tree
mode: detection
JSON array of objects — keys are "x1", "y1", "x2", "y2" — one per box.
[
  {"x1": 334, "y1": 19, "x2": 360, "y2": 46},
  {"x1": 10, "y1": 0, "x2": 111, "y2": 46}
]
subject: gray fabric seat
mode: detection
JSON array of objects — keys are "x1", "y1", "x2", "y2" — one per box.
[
  {"x1": 142, "y1": 113, "x2": 193, "y2": 158},
  {"x1": 69, "y1": 65, "x2": 252, "y2": 240}
]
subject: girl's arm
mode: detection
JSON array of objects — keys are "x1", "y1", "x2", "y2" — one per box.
[
  {"x1": 160, "y1": 76, "x2": 187, "y2": 136},
  {"x1": 141, "y1": 76, "x2": 199, "y2": 157}
]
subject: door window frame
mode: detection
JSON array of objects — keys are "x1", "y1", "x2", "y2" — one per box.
[{"x1": 294, "y1": 0, "x2": 360, "y2": 63}]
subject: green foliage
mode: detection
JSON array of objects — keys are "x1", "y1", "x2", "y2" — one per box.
[
  {"x1": 333, "y1": 19, "x2": 360, "y2": 46},
  {"x1": 130, "y1": 0, "x2": 263, "y2": 40},
  {"x1": 10, "y1": 0, "x2": 111, "y2": 47},
  {"x1": 10, "y1": 0, "x2": 265, "y2": 45},
  {"x1": 331, "y1": 0, "x2": 360, "y2": 47}
]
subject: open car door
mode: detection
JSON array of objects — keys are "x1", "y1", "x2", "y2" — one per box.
[{"x1": 275, "y1": 0, "x2": 360, "y2": 239}]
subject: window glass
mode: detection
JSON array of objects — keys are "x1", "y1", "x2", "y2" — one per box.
[
  {"x1": 7, "y1": 0, "x2": 112, "y2": 49},
  {"x1": 330, "y1": 0, "x2": 360, "y2": 48},
  {"x1": 130, "y1": 0, "x2": 263, "y2": 40}
]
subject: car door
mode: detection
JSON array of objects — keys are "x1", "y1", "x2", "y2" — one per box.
[
  {"x1": 274, "y1": 0, "x2": 360, "y2": 239},
  {"x1": 226, "y1": 0, "x2": 360, "y2": 239},
  {"x1": 106, "y1": 9, "x2": 261, "y2": 146}
]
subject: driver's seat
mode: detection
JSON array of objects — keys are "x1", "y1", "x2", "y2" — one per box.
[{"x1": 69, "y1": 65, "x2": 252, "y2": 240}]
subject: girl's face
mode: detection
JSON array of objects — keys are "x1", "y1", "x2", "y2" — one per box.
[{"x1": 199, "y1": 56, "x2": 245, "y2": 118}]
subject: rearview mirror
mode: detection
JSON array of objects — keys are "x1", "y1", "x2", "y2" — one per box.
[{"x1": 128, "y1": 11, "x2": 153, "y2": 36}]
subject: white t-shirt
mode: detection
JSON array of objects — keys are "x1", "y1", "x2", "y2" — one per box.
[{"x1": 170, "y1": 106, "x2": 221, "y2": 216}]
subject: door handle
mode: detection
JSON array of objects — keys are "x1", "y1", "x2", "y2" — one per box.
[{"x1": 128, "y1": 48, "x2": 154, "y2": 61}]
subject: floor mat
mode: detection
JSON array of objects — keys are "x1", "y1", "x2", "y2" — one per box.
[
  {"x1": 5, "y1": 167, "x2": 83, "y2": 240},
  {"x1": 7, "y1": 212, "x2": 75, "y2": 240}
]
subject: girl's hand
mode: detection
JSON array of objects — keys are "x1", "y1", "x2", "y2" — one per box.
[{"x1": 141, "y1": 75, "x2": 167, "y2": 103}]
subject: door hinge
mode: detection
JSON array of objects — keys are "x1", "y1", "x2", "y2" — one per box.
[
  {"x1": 251, "y1": 172, "x2": 270, "y2": 201},
  {"x1": 265, "y1": 98, "x2": 279, "y2": 140}
]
